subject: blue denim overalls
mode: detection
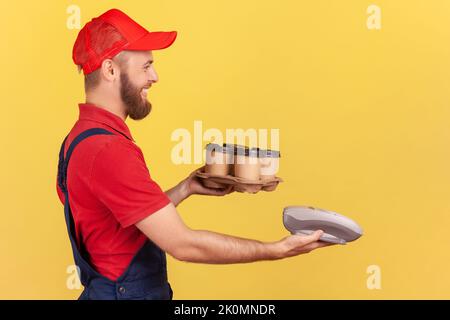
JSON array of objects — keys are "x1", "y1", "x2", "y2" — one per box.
[{"x1": 57, "y1": 128, "x2": 173, "y2": 300}]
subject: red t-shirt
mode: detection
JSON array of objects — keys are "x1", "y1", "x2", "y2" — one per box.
[{"x1": 56, "y1": 103, "x2": 171, "y2": 281}]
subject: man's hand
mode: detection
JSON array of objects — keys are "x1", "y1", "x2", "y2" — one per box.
[
  {"x1": 183, "y1": 166, "x2": 234, "y2": 197},
  {"x1": 272, "y1": 230, "x2": 335, "y2": 259},
  {"x1": 165, "y1": 166, "x2": 234, "y2": 207}
]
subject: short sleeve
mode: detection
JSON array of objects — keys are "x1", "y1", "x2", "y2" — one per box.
[{"x1": 90, "y1": 139, "x2": 171, "y2": 228}]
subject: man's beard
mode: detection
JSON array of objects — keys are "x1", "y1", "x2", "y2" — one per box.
[{"x1": 120, "y1": 72, "x2": 152, "y2": 120}]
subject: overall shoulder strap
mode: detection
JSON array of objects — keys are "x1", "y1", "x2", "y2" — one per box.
[
  {"x1": 57, "y1": 128, "x2": 115, "y2": 193},
  {"x1": 57, "y1": 128, "x2": 116, "y2": 286}
]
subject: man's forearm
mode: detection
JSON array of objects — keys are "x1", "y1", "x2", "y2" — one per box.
[{"x1": 175, "y1": 229, "x2": 280, "y2": 264}]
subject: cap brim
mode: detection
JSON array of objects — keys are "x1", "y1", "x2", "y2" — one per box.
[{"x1": 126, "y1": 31, "x2": 177, "y2": 51}]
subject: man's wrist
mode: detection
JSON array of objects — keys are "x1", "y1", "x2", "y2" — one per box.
[
  {"x1": 179, "y1": 178, "x2": 192, "y2": 200},
  {"x1": 165, "y1": 179, "x2": 192, "y2": 206},
  {"x1": 264, "y1": 241, "x2": 284, "y2": 261}
]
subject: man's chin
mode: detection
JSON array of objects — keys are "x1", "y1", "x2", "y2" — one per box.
[{"x1": 127, "y1": 103, "x2": 152, "y2": 120}]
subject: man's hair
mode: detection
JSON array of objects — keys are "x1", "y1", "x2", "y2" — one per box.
[{"x1": 77, "y1": 51, "x2": 129, "y2": 92}]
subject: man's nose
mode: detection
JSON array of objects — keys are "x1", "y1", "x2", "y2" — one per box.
[{"x1": 149, "y1": 65, "x2": 158, "y2": 83}]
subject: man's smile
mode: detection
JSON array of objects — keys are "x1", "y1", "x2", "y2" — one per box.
[{"x1": 141, "y1": 85, "x2": 151, "y2": 99}]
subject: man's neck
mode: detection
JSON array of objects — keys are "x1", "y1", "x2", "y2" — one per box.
[{"x1": 85, "y1": 91, "x2": 127, "y2": 121}]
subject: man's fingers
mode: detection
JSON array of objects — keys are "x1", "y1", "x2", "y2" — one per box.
[
  {"x1": 301, "y1": 241, "x2": 336, "y2": 252},
  {"x1": 213, "y1": 189, "x2": 229, "y2": 195},
  {"x1": 296, "y1": 230, "x2": 324, "y2": 246},
  {"x1": 206, "y1": 185, "x2": 233, "y2": 196}
]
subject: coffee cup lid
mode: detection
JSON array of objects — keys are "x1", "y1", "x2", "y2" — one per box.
[
  {"x1": 235, "y1": 145, "x2": 259, "y2": 157},
  {"x1": 258, "y1": 148, "x2": 281, "y2": 158},
  {"x1": 205, "y1": 143, "x2": 223, "y2": 153},
  {"x1": 222, "y1": 143, "x2": 236, "y2": 154},
  {"x1": 206, "y1": 143, "x2": 236, "y2": 154}
]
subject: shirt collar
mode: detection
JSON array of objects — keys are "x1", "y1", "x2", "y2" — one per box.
[{"x1": 78, "y1": 103, "x2": 135, "y2": 142}]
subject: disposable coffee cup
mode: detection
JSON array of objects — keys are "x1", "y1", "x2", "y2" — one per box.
[
  {"x1": 258, "y1": 149, "x2": 280, "y2": 180},
  {"x1": 234, "y1": 145, "x2": 260, "y2": 180},
  {"x1": 223, "y1": 143, "x2": 236, "y2": 175},
  {"x1": 205, "y1": 143, "x2": 233, "y2": 176}
]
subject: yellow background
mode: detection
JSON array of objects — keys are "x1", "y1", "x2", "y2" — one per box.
[{"x1": 1, "y1": 0, "x2": 449, "y2": 299}]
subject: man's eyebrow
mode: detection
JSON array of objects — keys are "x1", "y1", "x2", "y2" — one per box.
[{"x1": 143, "y1": 60, "x2": 154, "y2": 66}]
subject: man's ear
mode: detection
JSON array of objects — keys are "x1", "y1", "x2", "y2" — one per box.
[{"x1": 100, "y1": 58, "x2": 119, "y2": 82}]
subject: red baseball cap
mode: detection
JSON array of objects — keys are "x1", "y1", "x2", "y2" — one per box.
[{"x1": 73, "y1": 9, "x2": 177, "y2": 75}]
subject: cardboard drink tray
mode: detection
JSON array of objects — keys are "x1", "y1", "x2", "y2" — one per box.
[{"x1": 195, "y1": 170, "x2": 283, "y2": 193}]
